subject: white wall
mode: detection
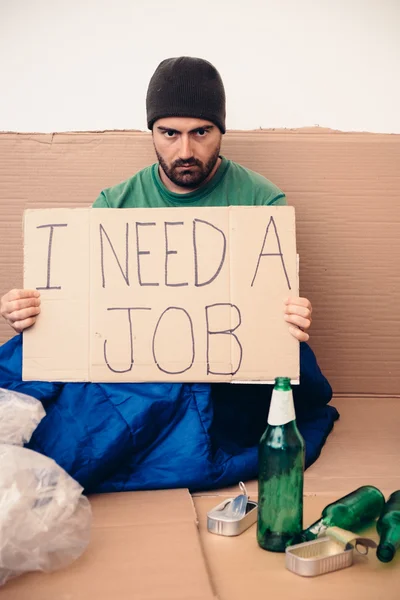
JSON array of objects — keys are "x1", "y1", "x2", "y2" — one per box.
[{"x1": 1, "y1": 0, "x2": 399, "y2": 133}]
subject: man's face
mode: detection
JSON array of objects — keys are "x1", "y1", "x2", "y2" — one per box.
[{"x1": 152, "y1": 117, "x2": 222, "y2": 190}]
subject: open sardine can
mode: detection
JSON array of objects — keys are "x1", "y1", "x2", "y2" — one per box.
[
  {"x1": 207, "y1": 482, "x2": 258, "y2": 537},
  {"x1": 285, "y1": 537, "x2": 355, "y2": 577},
  {"x1": 286, "y1": 526, "x2": 377, "y2": 577}
]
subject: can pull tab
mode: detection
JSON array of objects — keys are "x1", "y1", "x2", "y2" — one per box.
[
  {"x1": 223, "y1": 482, "x2": 249, "y2": 520},
  {"x1": 349, "y1": 538, "x2": 378, "y2": 556},
  {"x1": 325, "y1": 526, "x2": 378, "y2": 555},
  {"x1": 207, "y1": 482, "x2": 249, "y2": 521}
]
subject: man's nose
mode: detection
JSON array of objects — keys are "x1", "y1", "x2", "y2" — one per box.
[{"x1": 178, "y1": 135, "x2": 194, "y2": 161}]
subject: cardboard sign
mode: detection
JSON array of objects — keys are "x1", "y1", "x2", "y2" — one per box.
[{"x1": 23, "y1": 207, "x2": 299, "y2": 383}]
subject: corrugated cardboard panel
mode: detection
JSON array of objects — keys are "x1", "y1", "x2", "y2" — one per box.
[
  {"x1": 223, "y1": 131, "x2": 400, "y2": 396},
  {"x1": 228, "y1": 205, "x2": 298, "y2": 381},
  {"x1": 195, "y1": 395, "x2": 400, "y2": 600},
  {"x1": 4, "y1": 398, "x2": 399, "y2": 599},
  {"x1": 22, "y1": 206, "x2": 299, "y2": 382},
  {"x1": 194, "y1": 493, "x2": 400, "y2": 600},
  {"x1": 3, "y1": 489, "x2": 215, "y2": 600},
  {"x1": 193, "y1": 396, "x2": 400, "y2": 499},
  {"x1": 1, "y1": 130, "x2": 399, "y2": 394},
  {"x1": 23, "y1": 208, "x2": 90, "y2": 381}
]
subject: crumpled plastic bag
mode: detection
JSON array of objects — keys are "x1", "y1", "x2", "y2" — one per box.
[
  {"x1": 0, "y1": 388, "x2": 92, "y2": 587},
  {"x1": 0, "y1": 387, "x2": 46, "y2": 445}
]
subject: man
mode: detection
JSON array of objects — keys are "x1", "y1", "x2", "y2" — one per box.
[
  {"x1": 1, "y1": 56, "x2": 312, "y2": 340},
  {"x1": 0, "y1": 57, "x2": 335, "y2": 493}
]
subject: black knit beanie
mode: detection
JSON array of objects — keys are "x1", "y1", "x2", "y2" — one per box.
[{"x1": 146, "y1": 56, "x2": 226, "y2": 133}]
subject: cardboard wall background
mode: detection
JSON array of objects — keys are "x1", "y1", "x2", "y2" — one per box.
[{"x1": 0, "y1": 129, "x2": 399, "y2": 394}]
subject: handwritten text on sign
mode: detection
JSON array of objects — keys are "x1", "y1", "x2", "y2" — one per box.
[{"x1": 23, "y1": 207, "x2": 299, "y2": 382}]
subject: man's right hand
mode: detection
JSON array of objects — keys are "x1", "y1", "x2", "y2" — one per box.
[{"x1": 0, "y1": 289, "x2": 41, "y2": 333}]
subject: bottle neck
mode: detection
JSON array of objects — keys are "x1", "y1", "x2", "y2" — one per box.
[
  {"x1": 377, "y1": 542, "x2": 396, "y2": 563},
  {"x1": 302, "y1": 518, "x2": 328, "y2": 541},
  {"x1": 268, "y1": 388, "x2": 296, "y2": 426},
  {"x1": 377, "y1": 524, "x2": 400, "y2": 563}
]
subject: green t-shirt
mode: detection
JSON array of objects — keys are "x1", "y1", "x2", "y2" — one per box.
[{"x1": 92, "y1": 156, "x2": 286, "y2": 208}]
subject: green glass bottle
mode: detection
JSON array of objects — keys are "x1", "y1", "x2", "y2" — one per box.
[
  {"x1": 376, "y1": 491, "x2": 400, "y2": 563},
  {"x1": 257, "y1": 377, "x2": 305, "y2": 552},
  {"x1": 301, "y1": 485, "x2": 385, "y2": 541}
]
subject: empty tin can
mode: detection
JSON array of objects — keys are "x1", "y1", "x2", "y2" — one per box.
[{"x1": 285, "y1": 537, "x2": 354, "y2": 577}]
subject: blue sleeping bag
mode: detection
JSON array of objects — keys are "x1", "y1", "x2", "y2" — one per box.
[{"x1": 0, "y1": 335, "x2": 338, "y2": 493}]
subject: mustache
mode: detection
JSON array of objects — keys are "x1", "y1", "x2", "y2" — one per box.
[{"x1": 173, "y1": 158, "x2": 202, "y2": 168}]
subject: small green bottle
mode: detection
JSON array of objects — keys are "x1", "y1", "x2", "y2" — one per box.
[
  {"x1": 257, "y1": 377, "x2": 305, "y2": 552},
  {"x1": 376, "y1": 491, "x2": 400, "y2": 563},
  {"x1": 301, "y1": 485, "x2": 385, "y2": 541}
]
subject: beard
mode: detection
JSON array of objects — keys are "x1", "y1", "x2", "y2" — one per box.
[{"x1": 155, "y1": 145, "x2": 221, "y2": 190}]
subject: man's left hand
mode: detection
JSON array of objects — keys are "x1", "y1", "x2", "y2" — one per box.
[{"x1": 284, "y1": 297, "x2": 312, "y2": 342}]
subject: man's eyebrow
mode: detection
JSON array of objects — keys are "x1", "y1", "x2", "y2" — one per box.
[
  {"x1": 189, "y1": 125, "x2": 214, "y2": 133},
  {"x1": 157, "y1": 126, "x2": 180, "y2": 133},
  {"x1": 156, "y1": 125, "x2": 214, "y2": 134}
]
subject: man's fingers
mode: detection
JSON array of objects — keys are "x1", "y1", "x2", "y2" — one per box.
[
  {"x1": 8, "y1": 289, "x2": 40, "y2": 301},
  {"x1": 284, "y1": 304, "x2": 311, "y2": 319},
  {"x1": 284, "y1": 314, "x2": 311, "y2": 330},
  {"x1": 12, "y1": 316, "x2": 38, "y2": 333},
  {"x1": 285, "y1": 297, "x2": 312, "y2": 312},
  {"x1": 8, "y1": 305, "x2": 41, "y2": 323},
  {"x1": 6, "y1": 297, "x2": 41, "y2": 313},
  {"x1": 0, "y1": 289, "x2": 41, "y2": 333},
  {"x1": 289, "y1": 325, "x2": 310, "y2": 342}
]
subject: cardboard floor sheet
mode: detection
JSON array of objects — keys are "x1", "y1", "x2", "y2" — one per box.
[
  {"x1": 3, "y1": 397, "x2": 400, "y2": 599},
  {"x1": 194, "y1": 494, "x2": 399, "y2": 600},
  {"x1": 3, "y1": 489, "x2": 215, "y2": 600}
]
